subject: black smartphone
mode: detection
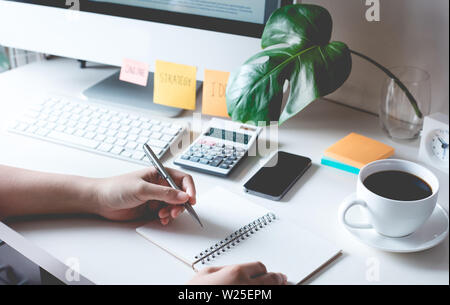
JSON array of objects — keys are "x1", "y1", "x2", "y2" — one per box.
[{"x1": 244, "y1": 151, "x2": 312, "y2": 201}]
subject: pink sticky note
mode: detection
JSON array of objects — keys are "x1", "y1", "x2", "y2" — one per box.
[{"x1": 119, "y1": 58, "x2": 149, "y2": 86}]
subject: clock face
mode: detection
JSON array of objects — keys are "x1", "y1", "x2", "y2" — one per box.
[{"x1": 431, "y1": 129, "x2": 449, "y2": 162}]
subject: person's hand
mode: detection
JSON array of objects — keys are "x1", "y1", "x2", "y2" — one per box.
[
  {"x1": 93, "y1": 168, "x2": 196, "y2": 224},
  {"x1": 186, "y1": 262, "x2": 287, "y2": 285}
]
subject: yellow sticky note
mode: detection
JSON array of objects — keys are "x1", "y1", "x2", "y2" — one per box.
[
  {"x1": 154, "y1": 60, "x2": 197, "y2": 110},
  {"x1": 202, "y1": 69, "x2": 230, "y2": 118},
  {"x1": 324, "y1": 133, "x2": 395, "y2": 169}
]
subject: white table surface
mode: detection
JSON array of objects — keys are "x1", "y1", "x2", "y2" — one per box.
[{"x1": 0, "y1": 58, "x2": 448, "y2": 285}]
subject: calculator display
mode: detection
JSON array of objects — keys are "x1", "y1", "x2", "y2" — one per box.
[{"x1": 207, "y1": 128, "x2": 251, "y2": 144}]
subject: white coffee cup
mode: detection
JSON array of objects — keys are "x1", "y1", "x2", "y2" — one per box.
[{"x1": 340, "y1": 159, "x2": 439, "y2": 238}]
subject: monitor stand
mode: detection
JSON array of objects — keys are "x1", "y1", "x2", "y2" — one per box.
[{"x1": 83, "y1": 71, "x2": 202, "y2": 118}]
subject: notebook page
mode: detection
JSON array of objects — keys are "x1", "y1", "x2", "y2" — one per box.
[
  {"x1": 137, "y1": 187, "x2": 341, "y2": 284},
  {"x1": 137, "y1": 187, "x2": 269, "y2": 266},
  {"x1": 197, "y1": 217, "x2": 341, "y2": 284}
]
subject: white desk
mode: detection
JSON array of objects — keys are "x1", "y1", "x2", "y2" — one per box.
[{"x1": 0, "y1": 58, "x2": 448, "y2": 285}]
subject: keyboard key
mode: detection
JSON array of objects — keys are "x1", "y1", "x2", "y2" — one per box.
[
  {"x1": 131, "y1": 127, "x2": 141, "y2": 135},
  {"x1": 65, "y1": 127, "x2": 76, "y2": 135},
  {"x1": 110, "y1": 146, "x2": 124, "y2": 155},
  {"x1": 126, "y1": 142, "x2": 138, "y2": 150},
  {"x1": 100, "y1": 121, "x2": 111, "y2": 128},
  {"x1": 48, "y1": 131, "x2": 100, "y2": 149},
  {"x1": 151, "y1": 125, "x2": 162, "y2": 132},
  {"x1": 131, "y1": 121, "x2": 142, "y2": 128},
  {"x1": 161, "y1": 135, "x2": 174, "y2": 142},
  {"x1": 149, "y1": 139, "x2": 168, "y2": 149},
  {"x1": 120, "y1": 125, "x2": 131, "y2": 132},
  {"x1": 105, "y1": 137, "x2": 116, "y2": 144},
  {"x1": 199, "y1": 159, "x2": 209, "y2": 165},
  {"x1": 106, "y1": 130, "x2": 117, "y2": 137},
  {"x1": 164, "y1": 128, "x2": 179, "y2": 136},
  {"x1": 85, "y1": 132, "x2": 96, "y2": 139},
  {"x1": 151, "y1": 132, "x2": 162, "y2": 140},
  {"x1": 137, "y1": 137, "x2": 148, "y2": 144},
  {"x1": 127, "y1": 134, "x2": 138, "y2": 142},
  {"x1": 27, "y1": 125, "x2": 39, "y2": 134},
  {"x1": 132, "y1": 152, "x2": 145, "y2": 160},
  {"x1": 36, "y1": 128, "x2": 50, "y2": 137},
  {"x1": 85, "y1": 125, "x2": 96, "y2": 132},
  {"x1": 149, "y1": 146, "x2": 163, "y2": 156},
  {"x1": 98, "y1": 143, "x2": 113, "y2": 152},
  {"x1": 117, "y1": 132, "x2": 127, "y2": 139},
  {"x1": 116, "y1": 139, "x2": 127, "y2": 147},
  {"x1": 141, "y1": 130, "x2": 151, "y2": 137},
  {"x1": 220, "y1": 164, "x2": 230, "y2": 169},
  {"x1": 120, "y1": 150, "x2": 133, "y2": 158},
  {"x1": 94, "y1": 134, "x2": 106, "y2": 142},
  {"x1": 74, "y1": 130, "x2": 86, "y2": 137},
  {"x1": 54, "y1": 125, "x2": 65, "y2": 132}
]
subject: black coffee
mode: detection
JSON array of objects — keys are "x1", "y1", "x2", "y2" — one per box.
[{"x1": 363, "y1": 171, "x2": 432, "y2": 201}]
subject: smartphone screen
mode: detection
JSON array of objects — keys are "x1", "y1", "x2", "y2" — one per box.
[{"x1": 244, "y1": 151, "x2": 311, "y2": 201}]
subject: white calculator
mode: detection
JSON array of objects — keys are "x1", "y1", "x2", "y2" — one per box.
[{"x1": 174, "y1": 119, "x2": 262, "y2": 176}]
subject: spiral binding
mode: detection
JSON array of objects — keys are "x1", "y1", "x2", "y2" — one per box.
[{"x1": 191, "y1": 213, "x2": 277, "y2": 268}]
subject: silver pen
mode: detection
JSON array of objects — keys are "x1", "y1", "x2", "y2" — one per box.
[{"x1": 143, "y1": 144, "x2": 203, "y2": 228}]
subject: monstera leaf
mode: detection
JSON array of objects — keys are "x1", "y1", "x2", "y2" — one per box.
[{"x1": 226, "y1": 4, "x2": 352, "y2": 125}]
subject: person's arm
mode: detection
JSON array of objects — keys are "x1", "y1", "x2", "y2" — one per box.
[
  {"x1": 0, "y1": 164, "x2": 286, "y2": 285},
  {"x1": 0, "y1": 165, "x2": 192, "y2": 223},
  {"x1": 0, "y1": 165, "x2": 99, "y2": 219}
]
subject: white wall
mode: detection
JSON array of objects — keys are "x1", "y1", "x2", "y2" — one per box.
[{"x1": 301, "y1": 0, "x2": 449, "y2": 116}]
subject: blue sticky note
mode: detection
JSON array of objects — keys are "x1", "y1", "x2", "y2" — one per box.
[{"x1": 321, "y1": 157, "x2": 360, "y2": 175}]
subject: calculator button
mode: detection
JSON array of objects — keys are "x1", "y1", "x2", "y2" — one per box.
[
  {"x1": 193, "y1": 153, "x2": 204, "y2": 158},
  {"x1": 190, "y1": 157, "x2": 200, "y2": 163},
  {"x1": 199, "y1": 159, "x2": 209, "y2": 165},
  {"x1": 210, "y1": 160, "x2": 222, "y2": 167},
  {"x1": 224, "y1": 160, "x2": 234, "y2": 165},
  {"x1": 181, "y1": 155, "x2": 190, "y2": 160},
  {"x1": 220, "y1": 164, "x2": 230, "y2": 169}
]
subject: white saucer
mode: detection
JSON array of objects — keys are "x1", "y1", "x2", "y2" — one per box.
[{"x1": 339, "y1": 194, "x2": 449, "y2": 253}]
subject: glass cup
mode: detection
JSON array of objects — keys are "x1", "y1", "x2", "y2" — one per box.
[{"x1": 379, "y1": 67, "x2": 431, "y2": 140}]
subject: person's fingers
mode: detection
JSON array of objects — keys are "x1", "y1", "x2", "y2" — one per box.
[
  {"x1": 160, "y1": 217, "x2": 170, "y2": 226},
  {"x1": 139, "y1": 183, "x2": 189, "y2": 204},
  {"x1": 238, "y1": 262, "x2": 268, "y2": 278},
  {"x1": 252, "y1": 272, "x2": 287, "y2": 285},
  {"x1": 158, "y1": 207, "x2": 171, "y2": 219},
  {"x1": 170, "y1": 206, "x2": 185, "y2": 218},
  {"x1": 166, "y1": 168, "x2": 196, "y2": 204},
  {"x1": 201, "y1": 266, "x2": 225, "y2": 274},
  {"x1": 147, "y1": 201, "x2": 160, "y2": 211}
]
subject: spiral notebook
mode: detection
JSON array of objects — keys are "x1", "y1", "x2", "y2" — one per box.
[{"x1": 137, "y1": 187, "x2": 341, "y2": 284}]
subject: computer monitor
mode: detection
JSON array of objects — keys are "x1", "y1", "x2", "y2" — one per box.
[{"x1": 0, "y1": 0, "x2": 291, "y2": 116}]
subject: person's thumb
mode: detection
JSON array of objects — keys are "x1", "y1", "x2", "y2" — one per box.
[{"x1": 142, "y1": 183, "x2": 189, "y2": 205}]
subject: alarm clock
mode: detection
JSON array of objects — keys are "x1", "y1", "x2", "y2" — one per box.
[{"x1": 419, "y1": 112, "x2": 449, "y2": 173}]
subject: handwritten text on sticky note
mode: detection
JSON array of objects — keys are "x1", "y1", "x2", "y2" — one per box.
[
  {"x1": 154, "y1": 60, "x2": 197, "y2": 110},
  {"x1": 119, "y1": 58, "x2": 149, "y2": 87},
  {"x1": 202, "y1": 69, "x2": 230, "y2": 118}
]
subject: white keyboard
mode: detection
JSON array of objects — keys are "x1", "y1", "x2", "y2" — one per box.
[{"x1": 8, "y1": 96, "x2": 186, "y2": 165}]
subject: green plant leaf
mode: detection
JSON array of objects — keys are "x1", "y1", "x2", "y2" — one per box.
[{"x1": 226, "y1": 4, "x2": 352, "y2": 125}]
